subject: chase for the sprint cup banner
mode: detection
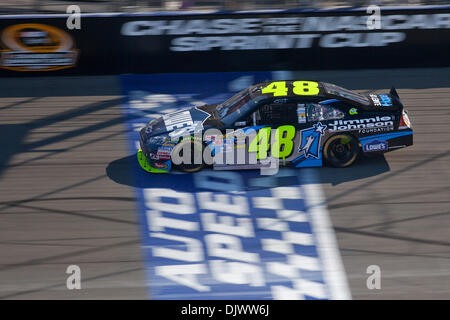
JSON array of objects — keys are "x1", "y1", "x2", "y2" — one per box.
[
  {"x1": 138, "y1": 80, "x2": 413, "y2": 174},
  {"x1": 120, "y1": 10, "x2": 450, "y2": 51},
  {"x1": 0, "y1": 6, "x2": 449, "y2": 75}
]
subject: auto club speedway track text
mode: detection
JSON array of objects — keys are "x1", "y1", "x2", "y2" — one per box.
[{"x1": 143, "y1": 171, "x2": 330, "y2": 298}]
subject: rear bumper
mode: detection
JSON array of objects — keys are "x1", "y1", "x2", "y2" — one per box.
[
  {"x1": 387, "y1": 129, "x2": 413, "y2": 151},
  {"x1": 359, "y1": 129, "x2": 413, "y2": 153}
]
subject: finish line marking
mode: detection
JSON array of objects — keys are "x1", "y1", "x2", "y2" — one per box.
[{"x1": 302, "y1": 168, "x2": 351, "y2": 300}]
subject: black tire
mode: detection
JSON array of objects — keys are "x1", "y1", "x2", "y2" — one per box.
[
  {"x1": 171, "y1": 138, "x2": 204, "y2": 173},
  {"x1": 323, "y1": 134, "x2": 360, "y2": 168}
]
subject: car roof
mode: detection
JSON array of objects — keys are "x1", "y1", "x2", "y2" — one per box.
[
  {"x1": 251, "y1": 80, "x2": 324, "y2": 97},
  {"x1": 251, "y1": 80, "x2": 371, "y2": 107}
]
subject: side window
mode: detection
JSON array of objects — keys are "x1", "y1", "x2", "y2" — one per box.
[
  {"x1": 250, "y1": 103, "x2": 298, "y2": 126},
  {"x1": 306, "y1": 103, "x2": 344, "y2": 122}
]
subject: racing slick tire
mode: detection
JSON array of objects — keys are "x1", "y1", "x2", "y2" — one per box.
[
  {"x1": 171, "y1": 137, "x2": 205, "y2": 173},
  {"x1": 323, "y1": 134, "x2": 360, "y2": 168}
]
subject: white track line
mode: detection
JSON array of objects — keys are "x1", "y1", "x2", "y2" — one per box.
[
  {"x1": 271, "y1": 70, "x2": 351, "y2": 299},
  {"x1": 301, "y1": 168, "x2": 352, "y2": 300}
]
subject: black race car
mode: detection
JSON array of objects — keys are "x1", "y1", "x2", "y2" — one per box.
[{"x1": 138, "y1": 80, "x2": 413, "y2": 173}]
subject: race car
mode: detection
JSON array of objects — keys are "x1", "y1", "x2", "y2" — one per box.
[{"x1": 138, "y1": 80, "x2": 413, "y2": 173}]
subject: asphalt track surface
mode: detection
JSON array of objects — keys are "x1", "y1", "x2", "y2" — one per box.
[{"x1": 0, "y1": 68, "x2": 449, "y2": 299}]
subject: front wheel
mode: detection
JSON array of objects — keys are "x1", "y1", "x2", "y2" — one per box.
[
  {"x1": 323, "y1": 134, "x2": 360, "y2": 168},
  {"x1": 171, "y1": 138, "x2": 205, "y2": 173}
]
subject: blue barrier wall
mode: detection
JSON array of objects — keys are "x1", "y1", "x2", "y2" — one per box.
[{"x1": 0, "y1": 6, "x2": 449, "y2": 75}]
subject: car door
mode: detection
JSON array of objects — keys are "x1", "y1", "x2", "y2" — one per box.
[
  {"x1": 248, "y1": 100, "x2": 300, "y2": 162},
  {"x1": 216, "y1": 99, "x2": 300, "y2": 169},
  {"x1": 290, "y1": 101, "x2": 346, "y2": 167},
  {"x1": 213, "y1": 98, "x2": 344, "y2": 169}
]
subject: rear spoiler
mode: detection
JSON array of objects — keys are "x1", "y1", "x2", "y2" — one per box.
[
  {"x1": 390, "y1": 86, "x2": 399, "y2": 98},
  {"x1": 390, "y1": 86, "x2": 403, "y2": 108}
]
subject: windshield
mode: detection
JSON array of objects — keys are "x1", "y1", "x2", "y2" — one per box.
[
  {"x1": 216, "y1": 84, "x2": 266, "y2": 122},
  {"x1": 216, "y1": 89, "x2": 252, "y2": 119},
  {"x1": 323, "y1": 83, "x2": 370, "y2": 106},
  {"x1": 145, "y1": 117, "x2": 165, "y2": 135}
]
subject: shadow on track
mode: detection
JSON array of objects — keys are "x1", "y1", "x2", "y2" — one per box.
[
  {"x1": 0, "y1": 97, "x2": 126, "y2": 181},
  {"x1": 106, "y1": 153, "x2": 390, "y2": 191}
]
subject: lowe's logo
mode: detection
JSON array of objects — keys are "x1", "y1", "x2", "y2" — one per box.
[{"x1": 363, "y1": 139, "x2": 388, "y2": 152}]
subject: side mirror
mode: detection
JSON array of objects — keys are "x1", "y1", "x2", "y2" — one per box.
[{"x1": 234, "y1": 121, "x2": 247, "y2": 127}]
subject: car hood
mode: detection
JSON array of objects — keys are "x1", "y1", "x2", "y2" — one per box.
[{"x1": 142, "y1": 105, "x2": 218, "y2": 141}]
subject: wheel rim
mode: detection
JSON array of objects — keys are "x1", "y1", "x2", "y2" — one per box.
[{"x1": 329, "y1": 138, "x2": 354, "y2": 164}]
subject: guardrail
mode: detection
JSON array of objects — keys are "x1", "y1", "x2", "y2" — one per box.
[{"x1": 0, "y1": 6, "x2": 449, "y2": 75}]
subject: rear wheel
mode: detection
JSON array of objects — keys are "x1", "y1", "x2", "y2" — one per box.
[
  {"x1": 323, "y1": 134, "x2": 359, "y2": 168},
  {"x1": 172, "y1": 138, "x2": 204, "y2": 173}
]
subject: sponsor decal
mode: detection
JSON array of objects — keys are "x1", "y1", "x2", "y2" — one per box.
[
  {"x1": 163, "y1": 110, "x2": 193, "y2": 131},
  {"x1": 297, "y1": 104, "x2": 306, "y2": 124},
  {"x1": 298, "y1": 122, "x2": 327, "y2": 159},
  {"x1": 369, "y1": 94, "x2": 381, "y2": 106},
  {"x1": 156, "y1": 146, "x2": 173, "y2": 160},
  {"x1": 370, "y1": 94, "x2": 392, "y2": 107},
  {"x1": 274, "y1": 98, "x2": 288, "y2": 104},
  {"x1": 349, "y1": 108, "x2": 358, "y2": 115},
  {"x1": 204, "y1": 134, "x2": 220, "y2": 144},
  {"x1": 165, "y1": 107, "x2": 211, "y2": 139},
  {"x1": 329, "y1": 116, "x2": 394, "y2": 133},
  {"x1": 378, "y1": 94, "x2": 392, "y2": 106},
  {"x1": 153, "y1": 161, "x2": 168, "y2": 169},
  {"x1": 363, "y1": 139, "x2": 388, "y2": 152},
  {"x1": 0, "y1": 23, "x2": 78, "y2": 71}
]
